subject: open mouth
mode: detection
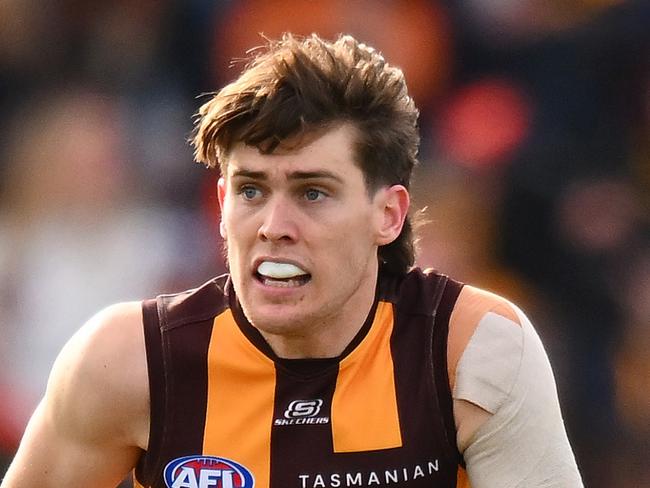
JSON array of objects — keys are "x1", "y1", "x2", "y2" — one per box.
[{"x1": 255, "y1": 261, "x2": 312, "y2": 288}]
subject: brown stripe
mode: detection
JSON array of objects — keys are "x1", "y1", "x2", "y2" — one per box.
[
  {"x1": 331, "y1": 301, "x2": 402, "y2": 452},
  {"x1": 136, "y1": 296, "x2": 217, "y2": 487},
  {"x1": 269, "y1": 362, "x2": 339, "y2": 487},
  {"x1": 431, "y1": 277, "x2": 464, "y2": 466},
  {"x1": 203, "y1": 309, "x2": 276, "y2": 488},
  {"x1": 135, "y1": 298, "x2": 164, "y2": 486},
  {"x1": 447, "y1": 286, "x2": 521, "y2": 391}
]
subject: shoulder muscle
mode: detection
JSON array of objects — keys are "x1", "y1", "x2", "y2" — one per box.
[
  {"x1": 448, "y1": 285, "x2": 522, "y2": 394},
  {"x1": 45, "y1": 301, "x2": 149, "y2": 447},
  {"x1": 448, "y1": 287, "x2": 582, "y2": 486},
  {"x1": 1, "y1": 302, "x2": 149, "y2": 487}
]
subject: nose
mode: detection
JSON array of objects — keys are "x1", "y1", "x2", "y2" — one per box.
[{"x1": 258, "y1": 195, "x2": 298, "y2": 243}]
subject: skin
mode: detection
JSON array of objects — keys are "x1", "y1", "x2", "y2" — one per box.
[
  {"x1": 0, "y1": 302, "x2": 148, "y2": 487},
  {"x1": 0, "y1": 123, "x2": 488, "y2": 487},
  {"x1": 217, "y1": 123, "x2": 408, "y2": 358}
]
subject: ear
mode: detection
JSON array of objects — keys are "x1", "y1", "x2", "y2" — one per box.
[
  {"x1": 375, "y1": 185, "x2": 410, "y2": 246},
  {"x1": 217, "y1": 177, "x2": 227, "y2": 239}
]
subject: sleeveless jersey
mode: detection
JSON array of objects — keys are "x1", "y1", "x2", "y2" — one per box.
[{"x1": 134, "y1": 268, "x2": 465, "y2": 488}]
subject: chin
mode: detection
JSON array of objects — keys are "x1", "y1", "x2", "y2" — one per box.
[{"x1": 246, "y1": 306, "x2": 310, "y2": 335}]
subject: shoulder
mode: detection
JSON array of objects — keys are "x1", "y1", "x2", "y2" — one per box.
[
  {"x1": 45, "y1": 301, "x2": 148, "y2": 448},
  {"x1": 447, "y1": 285, "x2": 530, "y2": 452},
  {"x1": 447, "y1": 288, "x2": 583, "y2": 485},
  {"x1": 153, "y1": 274, "x2": 231, "y2": 328},
  {"x1": 381, "y1": 267, "x2": 455, "y2": 315},
  {"x1": 447, "y1": 285, "x2": 523, "y2": 393},
  {"x1": 50, "y1": 301, "x2": 145, "y2": 389}
]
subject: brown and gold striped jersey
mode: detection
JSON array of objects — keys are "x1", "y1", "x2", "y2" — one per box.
[{"x1": 134, "y1": 267, "x2": 465, "y2": 488}]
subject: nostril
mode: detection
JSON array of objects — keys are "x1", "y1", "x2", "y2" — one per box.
[
  {"x1": 258, "y1": 201, "x2": 298, "y2": 242},
  {"x1": 258, "y1": 224, "x2": 295, "y2": 242}
]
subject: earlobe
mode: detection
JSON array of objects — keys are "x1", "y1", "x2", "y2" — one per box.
[
  {"x1": 376, "y1": 185, "x2": 410, "y2": 246},
  {"x1": 217, "y1": 177, "x2": 227, "y2": 239}
]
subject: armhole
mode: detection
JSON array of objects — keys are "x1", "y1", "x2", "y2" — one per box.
[
  {"x1": 432, "y1": 278, "x2": 464, "y2": 467},
  {"x1": 135, "y1": 297, "x2": 166, "y2": 486}
]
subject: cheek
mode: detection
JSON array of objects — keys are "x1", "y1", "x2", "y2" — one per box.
[
  {"x1": 221, "y1": 212, "x2": 251, "y2": 259},
  {"x1": 223, "y1": 201, "x2": 253, "y2": 238},
  {"x1": 319, "y1": 214, "x2": 377, "y2": 262}
]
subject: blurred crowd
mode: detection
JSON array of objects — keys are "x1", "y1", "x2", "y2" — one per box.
[{"x1": 0, "y1": 1, "x2": 648, "y2": 486}]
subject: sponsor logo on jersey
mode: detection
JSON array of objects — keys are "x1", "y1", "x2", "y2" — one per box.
[
  {"x1": 163, "y1": 455, "x2": 254, "y2": 488},
  {"x1": 298, "y1": 459, "x2": 440, "y2": 488},
  {"x1": 274, "y1": 399, "x2": 330, "y2": 426},
  {"x1": 285, "y1": 399, "x2": 323, "y2": 418}
]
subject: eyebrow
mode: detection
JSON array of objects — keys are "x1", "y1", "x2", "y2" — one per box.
[
  {"x1": 230, "y1": 168, "x2": 345, "y2": 184},
  {"x1": 230, "y1": 168, "x2": 267, "y2": 180}
]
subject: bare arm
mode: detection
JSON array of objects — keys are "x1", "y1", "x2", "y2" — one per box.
[
  {"x1": 1, "y1": 302, "x2": 149, "y2": 487},
  {"x1": 450, "y1": 286, "x2": 582, "y2": 487}
]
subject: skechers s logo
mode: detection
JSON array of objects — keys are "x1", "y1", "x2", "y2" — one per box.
[
  {"x1": 284, "y1": 399, "x2": 323, "y2": 419},
  {"x1": 164, "y1": 455, "x2": 254, "y2": 488}
]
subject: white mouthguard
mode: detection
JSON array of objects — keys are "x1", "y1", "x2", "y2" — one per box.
[{"x1": 257, "y1": 261, "x2": 308, "y2": 279}]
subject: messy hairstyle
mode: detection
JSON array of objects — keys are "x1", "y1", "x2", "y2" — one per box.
[{"x1": 192, "y1": 33, "x2": 420, "y2": 275}]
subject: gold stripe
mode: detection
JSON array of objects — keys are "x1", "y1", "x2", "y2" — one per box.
[
  {"x1": 457, "y1": 465, "x2": 472, "y2": 487},
  {"x1": 331, "y1": 301, "x2": 402, "y2": 452},
  {"x1": 132, "y1": 473, "x2": 144, "y2": 488},
  {"x1": 203, "y1": 309, "x2": 276, "y2": 488}
]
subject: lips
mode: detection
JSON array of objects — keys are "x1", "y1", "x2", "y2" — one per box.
[{"x1": 255, "y1": 260, "x2": 311, "y2": 287}]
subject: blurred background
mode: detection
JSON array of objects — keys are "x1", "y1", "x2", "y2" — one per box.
[{"x1": 0, "y1": 0, "x2": 647, "y2": 486}]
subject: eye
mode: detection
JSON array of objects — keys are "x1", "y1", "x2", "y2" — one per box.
[
  {"x1": 239, "y1": 185, "x2": 262, "y2": 201},
  {"x1": 304, "y1": 188, "x2": 326, "y2": 202}
]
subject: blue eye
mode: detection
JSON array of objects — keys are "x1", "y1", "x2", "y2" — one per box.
[
  {"x1": 240, "y1": 186, "x2": 261, "y2": 200},
  {"x1": 305, "y1": 189, "x2": 324, "y2": 201}
]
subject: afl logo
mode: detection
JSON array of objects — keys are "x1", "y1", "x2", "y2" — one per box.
[{"x1": 164, "y1": 455, "x2": 254, "y2": 488}]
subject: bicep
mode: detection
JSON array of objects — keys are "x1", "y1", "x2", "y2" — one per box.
[{"x1": 2, "y1": 399, "x2": 141, "y2": 487}]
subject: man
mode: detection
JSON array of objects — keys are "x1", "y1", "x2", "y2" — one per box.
[{"x1": 1, "y1": 34, "x2": 582, "y2": 487}]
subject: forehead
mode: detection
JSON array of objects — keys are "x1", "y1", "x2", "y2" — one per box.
[{"x1": 224, "y1": 123, "x2": 362, "y2": 180}]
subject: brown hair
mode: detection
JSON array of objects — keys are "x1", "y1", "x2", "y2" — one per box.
[{"x1": 192, "y1": 33, "x2": 420, "y2": 275}]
